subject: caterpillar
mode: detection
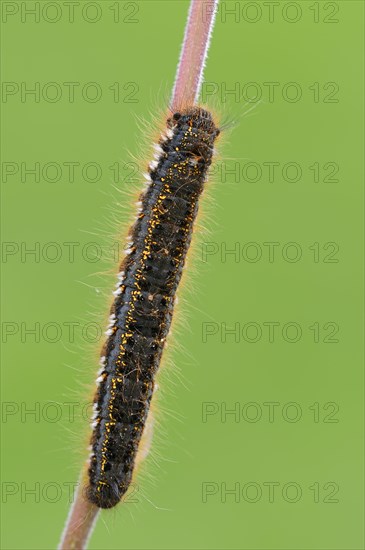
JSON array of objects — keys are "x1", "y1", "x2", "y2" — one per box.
[{"x1": 86, "y1": 106, "x2": 220, "y2": 509}]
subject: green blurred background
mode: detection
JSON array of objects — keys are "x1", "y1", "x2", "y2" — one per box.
[{"x1": 1, "y1": 1, "x2": 364, "y2": 548}]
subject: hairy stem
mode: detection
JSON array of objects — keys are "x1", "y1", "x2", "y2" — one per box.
[{"x1": 171, "y1": 0, "x2": 219, "y2": 110}]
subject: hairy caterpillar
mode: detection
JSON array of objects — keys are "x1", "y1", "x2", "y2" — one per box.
[{"x1": 87, "y1": 106, "x2": 220, "y2": 509}]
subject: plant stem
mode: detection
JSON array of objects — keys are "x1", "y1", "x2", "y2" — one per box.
[
  {"x1": 58, "y1": 470, "x2": 99, "y2": 550},
  {"x1": 58, "y1": 1, "x2": 219, "y2": 547},
  {"x1": 171, "y1": 0, "x2": 219, "y2": 110}
]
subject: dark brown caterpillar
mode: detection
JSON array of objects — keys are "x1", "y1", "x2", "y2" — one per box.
[{"x1": 86, "y1": 106, "x2": 220, "y2": 509}]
